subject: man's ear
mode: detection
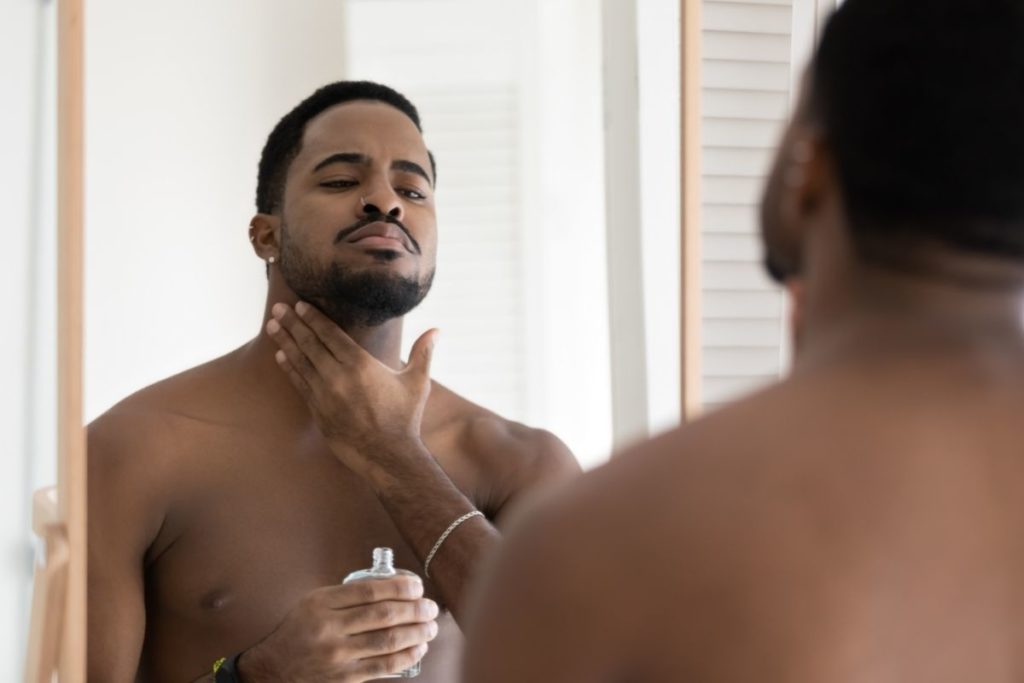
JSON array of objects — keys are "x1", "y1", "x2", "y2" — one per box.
[
  {"x1": 779, "y1": 129, "x2": 832, "y2": 236},
  {"x1": 249, "y1": 213, "x2": 281, "y2": 263},
  {"x1": 796, "y1": 133, "x2": 834, "y2": 216}
]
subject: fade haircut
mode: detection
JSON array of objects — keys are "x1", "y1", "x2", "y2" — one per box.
[
  {"x1": 810, "y1": 0, "x2": 1024, "y2": 264},
  {"x1": 255, "y1": 81, "x2": 436, "y2": 215}
]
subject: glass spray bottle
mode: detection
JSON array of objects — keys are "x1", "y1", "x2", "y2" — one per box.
[{"x1": 343, "y1": 547, "x2": 423, "y2": 678}]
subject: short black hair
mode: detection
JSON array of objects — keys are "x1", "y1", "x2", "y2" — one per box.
[
  {"x1": 810, "y1": 0, "x2": 1024, "y2": 263},
  {"x1": 255, "y1": 81, "x2": 436, "y2": 215}
]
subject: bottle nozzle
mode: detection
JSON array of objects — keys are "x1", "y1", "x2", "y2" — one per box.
[{"x1": 372, "y1": 547, "x2": 395, "y2": 573}]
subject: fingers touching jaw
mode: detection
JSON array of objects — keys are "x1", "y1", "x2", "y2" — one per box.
[{"x1": 267, "y1": 302, "x2": 364, "y2": 364}]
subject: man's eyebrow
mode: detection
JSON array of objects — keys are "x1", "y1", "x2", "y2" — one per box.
[
  {"x1": 392, "y1": 159, "x2": 432, "y2": 185},
  {"x1": 312, "y1": 153, "x2": 432, "y2": 186},
  {"x1": 312, "y1": 152, "x2": 369, "y2": 173}
]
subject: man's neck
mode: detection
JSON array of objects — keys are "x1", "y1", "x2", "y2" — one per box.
[
  {"x1": 335, "y1": 320, "x2": 406, "y2": 369},
  {"x1": 240, "y1": 287, "x2": 406, "y2": 383},
  {"x1": 796, "y1": 240, "x2": 1024, "y2": 372}
]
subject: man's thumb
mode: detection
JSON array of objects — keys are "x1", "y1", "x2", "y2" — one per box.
[{"x1": 408, "y1": 328, "x2": 439, "y2": 378}]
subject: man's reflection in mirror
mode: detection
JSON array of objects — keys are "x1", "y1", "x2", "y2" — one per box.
[{"x1": 87, "y1": 81, "x2": 580, "y2": 683}]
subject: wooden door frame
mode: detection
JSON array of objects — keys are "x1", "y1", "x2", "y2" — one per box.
[
  {"x1": 680, "y1": 0, "x2": 701, "y2": 421},
  {"x1": 25, "y1": 0, "x2": 87, "y2": 680},
  {"x1": 57, "y1": 0, "x2": 87, "y2": 675}
]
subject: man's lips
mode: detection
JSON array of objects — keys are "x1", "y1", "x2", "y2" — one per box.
[{"x1": 343, "y1": 221, "x2": 413, "y2": 252}]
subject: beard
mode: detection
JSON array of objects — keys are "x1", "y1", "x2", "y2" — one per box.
[{"x1": 278, "y1": 225, "x2": 434, "y2": 328}]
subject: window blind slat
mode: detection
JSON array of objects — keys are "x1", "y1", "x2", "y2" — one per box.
[
  {"x1": 703, "y1": 2, "x2": 793, "y2": 34},
  {"x1": 704, "y1": 318, "x2": 786, "y2": 346},
  {"x1": 703, "y1": 30, "x2": 791, "y2": 62},
  {"x1": 703, "y1": 118, "x2": 787, "y2": 147},
  {"x1": 703, "y1": 262, "x2": 777, "y2": 290},
  {"x1": 703, "y1": 89, "x2": 789, "y2": 120},
  {"x1": 702, "y1": 59, "x2": 791, "y2": 90},
  {"x1": 704, "y1": 147, "x2": 775, "y2": 176}
]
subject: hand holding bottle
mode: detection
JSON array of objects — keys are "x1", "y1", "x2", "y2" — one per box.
[{"x1": 237, "y1": 573, "x2": 438, "y2": 682}]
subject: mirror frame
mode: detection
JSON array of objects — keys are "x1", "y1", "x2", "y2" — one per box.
[
  {"x1": 25, "y1": 0, "x2": 86, "y2": 680},
  {"x1": 26, "y1": 0, "x2": 708, "y2": 676},
  {"x1": 680, "y1": 0, "x2": 701, "y2": 421}
]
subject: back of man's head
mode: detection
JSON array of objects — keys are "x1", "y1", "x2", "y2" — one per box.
[
  {"x1": 256, "y1": 81, "x2": 434, "y2": 216},
  {"x1": 811, "y1": 0, "x2": 1024, "y2": 265}
]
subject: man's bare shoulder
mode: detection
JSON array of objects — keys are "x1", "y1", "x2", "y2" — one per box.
[
  {"x1": 428, "y1": 381, "x2": 577, "y2": 467},
  {"x1": 482, "y1": 367, "x2": 1024, "y2": 677},
  {"x1": 425, "y1": 382, "x2": 581, "y2": 510},
  {"x1": 87, "y1": 351, "x2": 256, "y2": 561},
  {"x1": 547, "y1": 369, "x2": 870, "y2": 529},
  {"x1": 88, "y1": 347, "x2": 251, "y2": 471},
  {"x1": 466, "y1": 378, "x2": 845, "y2": 679},
  {"x1": 486, "y1": 375, "x2": 847, "y2": 595}
]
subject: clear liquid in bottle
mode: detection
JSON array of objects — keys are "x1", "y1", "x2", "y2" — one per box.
[{"x1": 343, "y1": 547, "x2": 423, "y2": 679}]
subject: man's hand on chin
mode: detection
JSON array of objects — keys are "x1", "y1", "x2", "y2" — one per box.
[{"x1": 264, "y1": 300, "x2": 439, "y2": 483}]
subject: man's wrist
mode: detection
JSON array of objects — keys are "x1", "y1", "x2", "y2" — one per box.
[
  {"x1": 234, "y1": 645, "x2": 270, "y2": 683},
  {"x1": 357, "y1": 437, "x2": 438, "y2": 492},
  {"x1": 210, "y1": 652, "x2": 241, "y2": 682}
]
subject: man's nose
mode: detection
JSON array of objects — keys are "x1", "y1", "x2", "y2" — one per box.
[{"x1": 360, "y1": 187, "x2": 403, "y2": 221}]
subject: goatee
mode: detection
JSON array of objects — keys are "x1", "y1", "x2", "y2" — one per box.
[{"x1": 278, "y1": 229, "x2": 434, "y2": 328}]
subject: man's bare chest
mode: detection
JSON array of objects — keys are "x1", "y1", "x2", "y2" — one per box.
[{"x1": 144, "y1": 430, "x2": 471, "y2": 637}]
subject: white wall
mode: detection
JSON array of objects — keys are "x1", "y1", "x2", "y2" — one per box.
[
  {"x1": 85, "y1": 0, "x2": 350, "y2": 421},
  {"x1": 1, "y1": 0, "x2": 58, "y2": 678},
  {"x1": 518, "y1": 0, "x2": 613, "y2": 466},
  {"x1": 638, "y1": 0, "x2": 683, "y2": 435}
]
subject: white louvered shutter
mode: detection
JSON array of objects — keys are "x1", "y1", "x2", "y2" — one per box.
[{"x1": 700, "y1": 0, "x2": 795, "y2": 410}]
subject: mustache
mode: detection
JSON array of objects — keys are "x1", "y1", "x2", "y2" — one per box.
[{"x1": 334, "y1": 214, "x2": 421, "y2": 254}]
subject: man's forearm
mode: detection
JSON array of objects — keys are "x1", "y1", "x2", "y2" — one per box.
[{"x1": 367, "y1": 439, "x2": 500, "y2": 625}]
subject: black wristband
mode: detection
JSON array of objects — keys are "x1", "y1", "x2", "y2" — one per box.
[{"x1": 213, "y1": 652, "x2": 243, "y2": 683}]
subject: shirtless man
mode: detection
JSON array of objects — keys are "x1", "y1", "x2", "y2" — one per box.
[
  {"x1": 465, "y1": 1, "x2": 1024, "y2": 680},
  {"x1": 87, "y1": 81, "x2": 579, "y2": 682}
]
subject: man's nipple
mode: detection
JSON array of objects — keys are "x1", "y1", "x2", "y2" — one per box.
[{"x1": 199, "y1": 588, "x2": 234, "y2": 611}]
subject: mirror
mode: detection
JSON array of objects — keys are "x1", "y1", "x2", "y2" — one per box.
[{"x1": 4, "y1": 0, "x2": 838, "y2": 678}]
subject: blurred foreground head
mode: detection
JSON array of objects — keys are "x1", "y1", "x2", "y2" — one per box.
[{"x1": 762, "y1": 0, "x2": 1024, "y2": 284}]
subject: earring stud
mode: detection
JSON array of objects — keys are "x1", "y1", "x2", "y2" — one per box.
[{"x1": 268, "y1": 256, "x2": 276, "y2": 264}]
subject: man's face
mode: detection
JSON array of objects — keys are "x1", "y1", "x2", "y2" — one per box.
[{"x1": 277, "y1": 100, "x2": 437, "y2": 326}]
